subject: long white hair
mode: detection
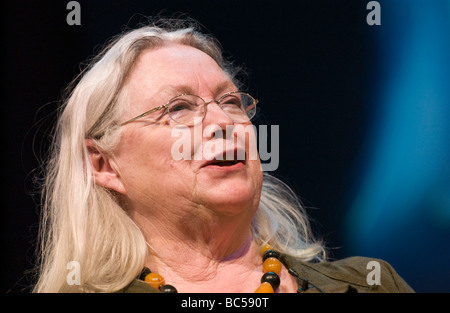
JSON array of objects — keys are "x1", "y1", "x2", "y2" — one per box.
[{"x1": 33, "y1": 18, "x2": 325, "y2": 293}]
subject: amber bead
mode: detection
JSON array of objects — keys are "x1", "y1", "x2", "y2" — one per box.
[
  {"x1": 263, "y1": 257, "x2": 282, "y2": 275},
  {"x1": 261, "y1": 272, "x2": 280, "y2": 290},
  {"x1": 144, "y1": 273, "x2": 165, "y2": 289},
  {"x1": 259, "y1": 244, "x2": 272, "y2": 256},
  {"x1": 254, "y1": 282, "x2": 274, "y2": 293}
]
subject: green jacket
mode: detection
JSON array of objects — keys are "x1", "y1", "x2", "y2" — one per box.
[{"x1": 117, "y1": 256, "x2": 414, "y2": 293}]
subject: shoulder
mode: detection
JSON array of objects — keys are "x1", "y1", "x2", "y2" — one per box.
[
  {"x1": 283, "y1": 255, "x2": 414, "y2": 293},
  {"x1": 115, "y1": 278, "x2": 160, "y2": 293}
]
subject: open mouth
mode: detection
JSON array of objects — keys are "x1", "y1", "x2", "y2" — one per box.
[
  {"x1": 208, "y1": 160, "x2": 243, "y2": 167},
  {"x1": 202, "y1": 149, "x2": 246, "y2": 168}
]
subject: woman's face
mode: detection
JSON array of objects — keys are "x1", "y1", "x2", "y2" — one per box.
[{"x1": 110, "y1": 44, "x2": 263, "y2": 219}]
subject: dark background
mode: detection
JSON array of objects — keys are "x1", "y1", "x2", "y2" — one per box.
[{"x1": 2, "y1": 0, "x2": 449, "y2": 293}]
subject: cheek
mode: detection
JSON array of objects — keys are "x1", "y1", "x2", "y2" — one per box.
[
  {"x1": 115, "y1": 128, "x2": 196, "y2": 192},
  {"x1": 171, "y1": 125, "x2": 203, "y2": 161},
  {"x1": 116, "y1": 131, "x2": 175, "y2": 178}
]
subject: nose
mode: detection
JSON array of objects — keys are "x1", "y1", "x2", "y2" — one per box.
[{"x1": 202, "y1": 100, "x2": 235, "y2": 139}]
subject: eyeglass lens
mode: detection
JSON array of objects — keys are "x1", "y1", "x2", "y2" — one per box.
[{"x1": 167, "y1": 92, "x2": 256, "y2": 125}]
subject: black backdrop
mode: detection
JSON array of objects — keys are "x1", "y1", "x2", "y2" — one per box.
[{"x1": 2, "y1": 0, "x2": 377, "y2": 292}]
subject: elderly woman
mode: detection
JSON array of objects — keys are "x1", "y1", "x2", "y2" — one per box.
[{"x1": 32, "y1": 18, "x2": 413, "y2": 293}]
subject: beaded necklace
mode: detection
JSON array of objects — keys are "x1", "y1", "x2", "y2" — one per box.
[{"x1": 140, "y1": 244, "x2": 284, "y2": 293}]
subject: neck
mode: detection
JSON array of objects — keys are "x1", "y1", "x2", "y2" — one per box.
[
  {"x1": 129, "y1": 206, "x2": 264, "y2": 292},
  {"x1": 146, "y1": 236, "x2": 263, "y2": 292}
]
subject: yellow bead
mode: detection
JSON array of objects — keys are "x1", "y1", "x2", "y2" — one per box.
[
  {"x1": 263, "y1": 257, "x2": 282, "y2": 275},
  {"x1": 254, "y1": 282, "x2": 274, "y2": 293},
  {"x1": 144, "y1": 273, "x2": 165, "y2": 290},
  {"x1": 259, "y1": 244, "x2": 272, "y2": 256}
]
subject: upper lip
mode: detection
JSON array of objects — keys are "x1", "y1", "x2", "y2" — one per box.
[{"x1": 200, "y1": 147, "x2": 246, "y2": 168}]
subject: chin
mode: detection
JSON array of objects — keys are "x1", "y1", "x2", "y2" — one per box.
[
  {"x1": 199, "y1": 183, "x2": 259, "y2": 216},
  {"x1": 194, "y1": 162, "x2": 263, "y2": 214}
]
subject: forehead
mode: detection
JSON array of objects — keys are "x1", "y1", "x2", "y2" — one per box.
[{"x1": 125, "y1": 44, "x2": 235, "y2": 101}]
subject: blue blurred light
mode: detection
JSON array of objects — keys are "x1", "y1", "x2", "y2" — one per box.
[{"x1": 344, "y1": 0, "x2": 450, "y2": 292}]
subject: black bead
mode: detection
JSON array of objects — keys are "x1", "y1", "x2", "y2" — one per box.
[
  {"x1": 261, "y1": 272, "x2": 280, "y2": 290},
  {"x1": 159, "y1": 284, "x2": 178, "y2": 293},
  {"x1": 262, "y1": 249, "x2": 281, "y2": 261},
  {"x1": 138, "y1": 267, "x2": 152, "y2": 280}
]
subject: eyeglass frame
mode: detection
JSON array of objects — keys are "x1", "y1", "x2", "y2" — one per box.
[{"x1": 118, "y1": 90, "x2": 258, "y2": 127}]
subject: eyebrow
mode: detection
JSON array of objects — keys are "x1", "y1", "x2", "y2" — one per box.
[{"x1": 161, "y1": 81, "x2": 237, "y2": 99}]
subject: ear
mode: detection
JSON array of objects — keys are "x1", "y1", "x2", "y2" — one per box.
[{"x1": 85, "y1": 139, "x2": 126, "y2": 195}]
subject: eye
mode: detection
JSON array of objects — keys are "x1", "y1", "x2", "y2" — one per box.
[
  {"x1": 220, "y1": 95, "x2": 243, "y2": 108},
  {"x1": 170, "y1": 103, "x2": 189, "y2": 112},
  {"x1": 169, "y1": 100, "x2": 197, "y2": 113}
]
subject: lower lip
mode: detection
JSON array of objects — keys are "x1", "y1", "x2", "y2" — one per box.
[{"x1": 203, "y1": 162, "x2": 245, "y2": 171}]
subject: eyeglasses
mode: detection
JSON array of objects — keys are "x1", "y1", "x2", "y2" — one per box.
[{"x1": 119, "y1": 91, "x2": 258, "y2": 127}]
